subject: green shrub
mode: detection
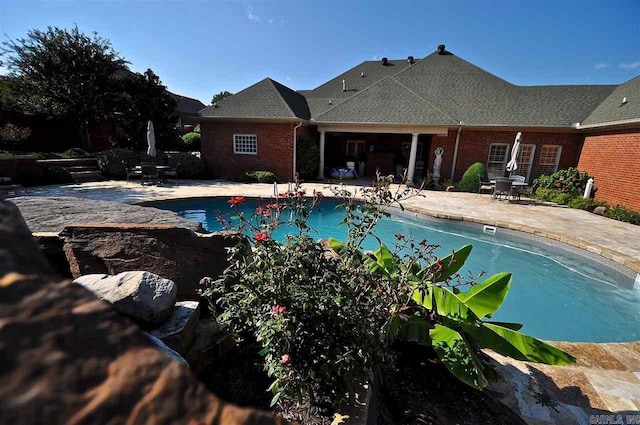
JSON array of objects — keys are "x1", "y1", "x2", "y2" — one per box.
[
  {"x1": 168, "y1": 152, "x2": 204, "y2": 178},
  {"x1": 605, "y1": 205, "x2": 640, "y2": 225},
  {"x1": 58, "y1": 148, "x2": 91, "y2": 158},
  {"x1": 45, "y1": 166, "x2": 73, "y2": 184},
  {"x1": 533, "y1": 167, "x2": 592, "y2": 196},
  {"x1": 534, "y1": 187, "x2": 575, "y2": 205},
  {"x1": 0, "y1": 123, "x2": 31, "y2": 149},
  {"x1": 97, "y1": 148, "x2": 138, "y2": 178},
  {"x1": 244, "y1": 170, "x2": 279, "y2": 183},
  {"x1": 567, "y1": 197, "x2": 593, "y2": 210},
  {"x1": 181, "y1": 132, "x2": 201, "y2": 151},
  {"x1": 456, "y1": 162, "x2": 485, "y2": 192},
  {"x1": 296, "y1": 135, "x2": 319, "y2": 179}
]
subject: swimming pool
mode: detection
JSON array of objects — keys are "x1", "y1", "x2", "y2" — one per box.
[{"x1": 148, "y1": 197, "x2": 639, "y2": 343}]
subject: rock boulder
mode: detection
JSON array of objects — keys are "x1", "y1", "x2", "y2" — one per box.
[
  {"x1": 62, "y1": 223, "x2": 246, "y2": 299},
  {"x1": 0, "y1": 273, "x2": 289, "y2": 425},
  {"x1": 0, "y1": 200, "x2": 53, "y2": 276},
  {"x1": 74, "y1": 271, "x2": 177, "y2": 326},
  {"x1": 149, "y1": 300, "x2": 201, "y2": 354}
]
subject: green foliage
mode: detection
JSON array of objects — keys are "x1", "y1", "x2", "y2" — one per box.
[
  {"x1": 457, "y1": 162, "x2": 485, "y2": 192},
  {"x1": 1, "y1": 25, "x2": 128, "y2": 150},
  {"x1": 534, "y1": 188, "x2": 574, "y2": 205},
  {"x1": 202, "y1": 173, "x2": 575, "y2": 413},
  {"x1": 244, "y1": 170, "x2": 279, "y2": 183},
  {"x1": 45, "y1": 166, "x2": 72, "y2": 184},
  {"x1": 211, "y1": 90, "x2": 233, "y2": 105},
  {"x1": 181, "y1": 132, "x2": 201, "y2": 151},
  {"x1": 97, "y1": 148, "x2": 137, "y2": 178},
  {"x1": 168, "y1": 152, "x2": 204, "y2": 178},
  {"x1": 57, "y1": 147, "x2": 91, "y2": 158},
  {"x1": 114, "y1": 69, "x2": 179, "y2": 151},
  {"x1": 296, "y1": 135, "x2": 319, "y2": 179},
  {"x1": 533, "y1": 167, "x2": 592, "y2": 196},
  {"x1": 605, "y1": 205, "x2": 640, "y2": 225},
  {"x1": 0, "y1": 123, "x2": 31, "y2": 147}
]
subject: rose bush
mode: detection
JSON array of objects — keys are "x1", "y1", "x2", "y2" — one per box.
[{"x1": 201, "y1": 172, "x2": 575, "y2": 417}]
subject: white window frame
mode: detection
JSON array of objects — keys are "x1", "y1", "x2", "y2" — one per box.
[
  {"x1": 538, "y1": 145, "x2": 562, "y2": 175},
  {"x1": 346, "y1": 140, "x2": 366, "y2": 157},
  {"x1": 514, "y1": 144, "x2": 536, "y2": 182},
  {"x1": 233, "y1": 134, "x2": 258, "y2": 155},
  {"x1": 487, "y1": 143, "x2": 510, "y2": 179}
]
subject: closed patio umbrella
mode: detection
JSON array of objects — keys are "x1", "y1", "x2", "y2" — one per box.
[
  {"x1": 146, "y1": 120, "x2": 156, "y2": 158},
  {"x1": 506, "y1": 132, "x2": 522, "y2": 174}
]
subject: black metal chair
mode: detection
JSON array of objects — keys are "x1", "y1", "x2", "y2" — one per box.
[
  {"x1": 478, "y1": 174, "x2": 493, "y2": 194},
  {"x1": 493, "y1": 177, "x2": 512, "y2": 200},
  {"x1": 123, "y1": 161, "x2": 141, "y2": 184},
  {"x1": 140, "y1": 162, "x2": 158, "y2": 186}
]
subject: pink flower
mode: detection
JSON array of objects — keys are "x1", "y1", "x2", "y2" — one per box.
[
  {"x1": 253, "y1": 231, "x2": 268, "y2": 242},
  {"x1": 228, "y1": 196, "x2": 245, "y2": 206},
  {"x1": 281, "y1": 354, "x2": 291, "y2": 366},
  {"x1": 272, "y1": 305, "x2": 287, "y2": 315}
]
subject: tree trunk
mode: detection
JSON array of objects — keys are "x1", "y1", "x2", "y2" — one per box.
[{"x1": 78, "y1": 122, "x2": 92, "y2": 151}]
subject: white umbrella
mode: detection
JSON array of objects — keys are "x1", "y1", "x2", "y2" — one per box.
[
  {"x1": 146, "y1": 120, "x2": 156, "y2": 157},
  {"x1": 506, "y1": 132, "x2": 522, "y2": 174}
]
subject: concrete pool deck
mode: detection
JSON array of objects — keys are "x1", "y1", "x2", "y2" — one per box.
[
  {"x1": 15, "y1": 179, "x2": 640, "y2": 273},
  {"x1": 9, "y1": 179, "x2": 640, "y2": 423}
]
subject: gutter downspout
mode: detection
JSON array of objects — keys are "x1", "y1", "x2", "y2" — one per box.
[
  {"x1": 450, "y1": 121, "x2": 463, "y2": 182},
  {"x1": 293, "y1": 121, "x2": 303, "y2": 181}
]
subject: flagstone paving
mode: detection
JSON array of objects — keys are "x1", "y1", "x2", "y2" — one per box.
[{"x1": 9, "y1": 179, "x2": 640, "y2": 423}]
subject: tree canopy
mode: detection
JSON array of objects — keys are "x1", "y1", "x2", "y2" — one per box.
[
  {"x1": 0, "y1": 25, "x2": 179, "y2": 152},
  {"x1": 211, "y1": 90, "x2": 233, "y2": 105},
  {"x1": 115, "y1": 69, "x2": 178, "y2": 151},
  {"x1": 1, "y1": 25, "x2": 128, "y2": 149}
]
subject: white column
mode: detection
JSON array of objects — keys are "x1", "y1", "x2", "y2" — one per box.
[
  {"x1": 318, "y1": 131, "x2": 326, "y2": 179},
  {"x1": 407, "y1": 133, "x2": 419, "y2": 183}
]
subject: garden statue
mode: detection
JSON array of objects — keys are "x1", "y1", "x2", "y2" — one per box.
[{"x1": 432, "y1": 147, "x2": 444, "y2": 185}]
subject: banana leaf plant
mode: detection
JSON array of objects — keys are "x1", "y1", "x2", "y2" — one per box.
[{"x1": 331, "y1": 239, "x2": 576, "y2": 389}]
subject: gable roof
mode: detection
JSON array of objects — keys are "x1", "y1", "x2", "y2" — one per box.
[
  {"x1": 304, "y1": 59, "x2": 416, "y2": 117},
  {"x1": 199, "y1": 78, "x2": 310, "y2": 120},
  {"x1": 199, "y1": 48, "x2": 636, "y2": 129},
  {"x1": 168, "y1": 92, "x2": 207, "y2": 115},
  {"x1": 581, "y1": 75, "x2": 640, "y2": 126},
  {"x1": 316, "y1": 76, "x2": 456, "y2": 125}
]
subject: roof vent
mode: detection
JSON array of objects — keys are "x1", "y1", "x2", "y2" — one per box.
[
  {"x1": 328, "y1": 99, "x2": 332, "y2": 105},
  {"x1": 342, "y1": 79, "x2": 346, "y2": 92},
  {"x1": 360, "y1": 71, "x2": 365, "y2": 77},
  {"x1": 382, "y1": 57, "x2": 388, "y2": 66},
  {"x1": 622, "y1": 97, "x2": 628, "y2": 105},
  {"x1": 437, "y1": 44, "x2": 446, "y2": 54},
  {"x1": 408, "y1": 56, "x2": 414, "y2": 65}
]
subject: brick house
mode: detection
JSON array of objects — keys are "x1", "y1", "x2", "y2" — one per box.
[{"x1": 199, "y1": 45, "x2": 640, "y2": 211}]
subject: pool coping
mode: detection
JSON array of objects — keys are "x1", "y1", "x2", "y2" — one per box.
[{"x1": 395, "y1": 203, "x2": 640, "y2": 275}]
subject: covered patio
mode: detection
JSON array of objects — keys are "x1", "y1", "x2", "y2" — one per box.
[{"x1": 315, "y1": 124, "x2": 449, "y2": 182}]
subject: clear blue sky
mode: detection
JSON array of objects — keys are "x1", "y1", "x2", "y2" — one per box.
[{"x1": 1, "y1": 0, "x2": 639, "y2": 105}]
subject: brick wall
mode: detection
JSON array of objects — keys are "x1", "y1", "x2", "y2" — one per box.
[
  {"x1": 201, "y1": 121, "x2": 304, "y2": 180},
  {"x1": 577, "y1": 130, "x2": 640, "y2": 212},
  {"x1": 437, "y1": 129, "x2": 582, "y2": 182}
]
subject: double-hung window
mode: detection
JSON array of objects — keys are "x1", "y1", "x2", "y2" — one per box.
[
  {"x1": 233, "y1": 134, "x2": 257, "y2": 155},
  {"x1": 487, "y1": 143, "x2": 509, "y2": 179},
  {"x1": 514, "y1": 144, "x2": 536, "y2": 182},
  {"x1": 538, "y1": 145, "x2": 562, "y2": 175}
]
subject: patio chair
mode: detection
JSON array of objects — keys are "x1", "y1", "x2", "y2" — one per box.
[
  {"x1": 478, "y1": 174, "x2": 493, "y2": 194},
  {"x1": 123, "y1": 161, "x2": 141, "y2": 184},
  {"x1": 493, "y1": 177, "x2": 512, "y2": 200},
  {"x1": 509, "y1": 175, "x2": 529, "y2": 200},
  {"x1": 140, "y1": 162, "x2": 158, "y2": 186}
]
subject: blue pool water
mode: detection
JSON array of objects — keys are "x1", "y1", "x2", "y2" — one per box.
[{"x1": 149, "y1": 197, "x2": 640, "y2": 343}]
